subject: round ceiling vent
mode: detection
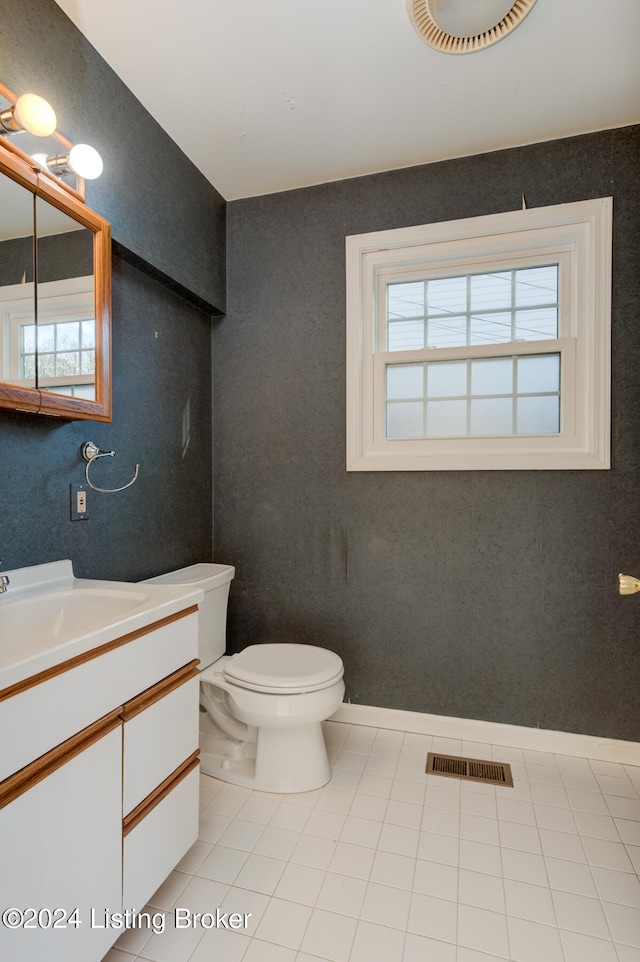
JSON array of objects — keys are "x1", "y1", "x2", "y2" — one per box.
[{"x1": 406, "y1": 0, "x2": 538, "y2": 54}]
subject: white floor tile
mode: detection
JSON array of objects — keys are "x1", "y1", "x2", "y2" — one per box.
[
  {"x1": 413, "y1": 859, "x2": 458, "y2": 901},
  {"x1": 234, "y1": 854, "x2": 287, "y2": 896},
  {"x1": 299, "y1": 908, "x2": 357, "y2": 962},
  {"x1": 348, "y1": 792, "x2": 388, "y2": 821},
  {"x1": 254, "y1": 898, "x2": 312, "y2": 951},
  {"x1": 196, "y1": 845, "x2": 249, "y2": 884},
  {"x1": 407, "y1": 892, "x2": 457, "y2": 943},
  {"x1": 417, "y1": 830, "x2": 459, "y2": 867},
  {"x1": 291, "y1": 834, "x2": 337, "y2": 870},
  {"x1": 328, "y1": 841, "x2": 375, "y2": 879},
  {"x1": 377, "y1": 823, "x2": 420, "y2": 857},
  {"x1": 316, "y1": 872, "x2": 367, "y2": 917},
  {"x1": 552, "y1": 890, "x2": 611, "y2": 939},
  {"x1": 458, "y1": 868, "x2": 505, "y2": 913},
  {"x1": 591, "y1": 865, "x2": 640, "y2": 906},
  {"x1": 544, "y1": 856, "x2": 597, "y2": 897},
  {"x1": 507, "y1": 917, "x2": 564, "y2": 962},
  {"x1": 242, "y1": 938, "x2": 295, "y2": 961},
  {"x1": 457, "y1": 904, "x2": 510, "y2": 958},
  {"x1": 339, "y1": 814, "x2": 382, "y2": 848},
  {"x1": 567, "y1": 787, "x2": 610, "y2": 814},
  {"x1": 370, "y1": 850, "x2": 416, "y2": 890},
  {"x1": 559, "y1": 928, "x2": 619, "y2": 962},
  {"x1": 503, "y1": 878, "x2": 556, "y2": 925},
  {"x1": 458, "y1": 839, "x2": 502, "y2": 877},
  {"x1": 274, "y1": 861, "x2": 325, "y2": 906},
  {"x1": 501, "y1": 848, "x2": 547, "y2": 886},
  {"x1": 349, "y1": 919, "x2": 405, "y2": 962},
  {"x1": 253, "y1": 826, "x2": 300, "y2": 861},
  {"x1": 403, "y1": 932, "x2": 456, "y2": 962},
  {"x1": 360, "y1": 881, "x2": 411, "y2": 929},
  {"x1": 188, "y1": 927, "x2": 250, "y2": 962},
  {"x1": 602, "y1": 900, "x2": 640, "y2": 947}
]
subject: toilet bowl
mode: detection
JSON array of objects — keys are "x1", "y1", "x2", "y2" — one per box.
[{"x1": 143, "y1": 564, "x2": 345, "y2": 793}]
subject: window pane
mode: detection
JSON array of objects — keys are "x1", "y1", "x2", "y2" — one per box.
[
  {"x1": 426, "y1": 399, "x2": 467, "y2": 436},
  {"x1": 426, "y1": 360, "x2": 467, "y2": 398},
  {"x1": 22, "y1": 355, "x2": 36, "y2": 379},
  {"x1": 37, "y1": 325, "x2": 55, "y2": 352},
  {"x1": 470, "y1": 397, "x2": 513, "y2": 436},
  {"x1": 517, "y1": 395, "x2": 560, "y2": 434},
  {"x1": 515, "y1": 307, "x2": 557, "y2": 340},
  {"x1": 22, "y1": 324, "x2": 36, "y2": 353},
  {"x1": 515, "y1": 265, "x2": 557, "y2": 307},
  {"x1": 426, "y1": 315, "x2": 467, "y2": 348},
  {"x1": 470, "y1": 272, "x2": 511, "y2": 311},
  {"x1": 471, "y1": 358, "x2": 513, "y2": 396},
  {"x1": 38, "y1": 354, "x2": 55, "y2": 377},
  {"x1": 470, "y1": 312, "x2": 512, "y2": 345},
  {"x1": 55, "y1": 352, "x2": 80, "y2": 376},
  {"x1": 387, "y1": 363, "x2": 424, "y2": 400},
  {"x1": 427, "y1": 275, "x2": 467, "y2": 316},
  {"x1": 81, "y1": 349, "x2": 96, "y2": 376},
  {"x1": 388, "y1": 282, "x2": 424, "y2": 319},
  {"x1": 82, "y1": 320, "x2": 96, "y2": 349},
  {"x1": 56, "y1": 321, "x2": 80, "y2": 350},
  {"x1": 517, "y1": 354, "x2": 560, "y2": 394},
  {"x1": 388, "y1": 319, "x2": 424, "y2": 351},
  {"x1": 387, "y1": 402, "x2": 423, "y2": 438}
]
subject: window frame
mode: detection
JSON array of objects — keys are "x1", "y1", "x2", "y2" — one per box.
[{"x1": 346, "y1": 199, "x2": 612, "y2": 471}]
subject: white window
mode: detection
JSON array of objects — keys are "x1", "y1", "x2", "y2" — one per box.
[{"x1": 346, "y1": 199, "x2": 612, "y2": 471}]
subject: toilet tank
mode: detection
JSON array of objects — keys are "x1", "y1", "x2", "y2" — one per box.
[{"x1": 143, "y1": 564, "x2": 235, "y2": 669}]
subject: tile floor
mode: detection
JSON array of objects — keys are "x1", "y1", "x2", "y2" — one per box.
[{"x1": 105, "y1": 721, "x2": 640, "y2": 962}]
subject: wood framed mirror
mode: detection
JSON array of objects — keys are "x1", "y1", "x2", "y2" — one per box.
[{"x1": 0, "y1": 135, "x2": 111, "y2": 421}]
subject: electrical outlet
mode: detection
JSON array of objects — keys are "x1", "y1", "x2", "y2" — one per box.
[{"x1": 70, "y1": 483, "x2": 89, "y2": 521}]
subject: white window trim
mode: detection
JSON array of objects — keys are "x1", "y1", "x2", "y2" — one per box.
[{"x1": 346, "y1": 198, "x2": 612, "y2": 471}]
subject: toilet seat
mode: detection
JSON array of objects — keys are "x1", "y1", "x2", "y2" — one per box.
[{"x1": 224, "y1": 643, "x2": 344, "y2": 694}]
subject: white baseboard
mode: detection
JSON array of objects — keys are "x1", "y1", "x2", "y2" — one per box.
[{"x1": 330, "y1": 703, "x2": 640, "y2": 767}]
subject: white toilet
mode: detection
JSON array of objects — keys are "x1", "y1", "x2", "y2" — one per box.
[{"x1": 144, "y1": 563, "x2": 345, "y2": 793}]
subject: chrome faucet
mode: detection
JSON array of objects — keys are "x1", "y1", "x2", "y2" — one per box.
[{"x1": 0, "y1": 575, "x2": 9, "y2": 594}]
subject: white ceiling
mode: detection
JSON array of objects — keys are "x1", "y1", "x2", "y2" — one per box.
[{"x1": 52, "y1": 0, "x2": 640, "y2": 201}]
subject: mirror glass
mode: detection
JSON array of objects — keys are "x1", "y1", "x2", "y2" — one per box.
[
  {"x1": 35, "y1": 198, "x2": 96, "y2": 400},
  {"x1": 0, "y1": 172, "x2": 36, "y2": 389}
]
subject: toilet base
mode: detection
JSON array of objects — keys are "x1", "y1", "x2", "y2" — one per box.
[{"x1": 199, "y1": 720, "x2": 332, "y2": 793}]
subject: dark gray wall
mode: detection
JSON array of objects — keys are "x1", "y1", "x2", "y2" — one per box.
[
  {"x1": 0, "y1": 0, "x2": 225, "y2": 314},
  {"x1": 216, "y1": 126, "x2": 640, "y2": 742},
  {"x1": 0, "y1": 0, "x2": 215, "y2": 578}
]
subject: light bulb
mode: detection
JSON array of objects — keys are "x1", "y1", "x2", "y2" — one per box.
[
  {"x1": 68, "y1": 143, "x2": 103, "y2": 179},
  {"x1": 618, "y1": 573, "x2": 640, "y2": 596},
  {"x1": 13, "y1": 93, "x2": 57, "y2": 137}
]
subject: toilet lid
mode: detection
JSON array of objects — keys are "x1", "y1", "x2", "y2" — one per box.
[{"x1": 224, "y1": 644, "x2": 344, "y2": 694}]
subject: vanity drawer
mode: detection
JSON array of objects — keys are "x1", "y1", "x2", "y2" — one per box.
[
  {"x1": 122, "y1": 664, "x2": 199, "y2": 816},
  {"x1": 123, "y1": 757, "x2": 199, "y2": 911},
  {"x1": 0, "y1": 610, "x2": 198, "y2": 782}
]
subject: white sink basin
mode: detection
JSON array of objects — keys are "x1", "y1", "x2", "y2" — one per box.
[
  {"x1": 0, "y1": 560, "x2": 203, "y2": 689},
  {"x1": 0, "y1": 588, "x2": 150, "y2": 659}
]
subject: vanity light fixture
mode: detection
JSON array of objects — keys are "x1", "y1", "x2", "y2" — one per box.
[
  {"x1": 618, "y1": 573, "x2": 640, "y2": 596},
  {"x1": 406, "y1": 0, "x2": 538, "y2": 54},
  {"x1": 0, "y1": 92, "x2": 57, "y2": 137},
  {"x1": 42, "y1": 143, "x2": 104, "y2": 180}
]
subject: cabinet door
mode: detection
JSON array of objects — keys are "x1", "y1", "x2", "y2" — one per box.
[
  {"x1": 0, "y1": 725, "x2": 122, "y2": 962},
  {"x1": 123, "y1": 671, "x2": 199, "y2": 815}
]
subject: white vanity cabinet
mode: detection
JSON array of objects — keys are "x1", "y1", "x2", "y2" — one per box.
[{"x1": 0, "y1": 604, "x2": 201, "y2": 962}]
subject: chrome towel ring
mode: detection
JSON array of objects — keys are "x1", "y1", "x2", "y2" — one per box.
[{"x1": 81, "y1": 441, "x2": 139, "y2": 493}]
